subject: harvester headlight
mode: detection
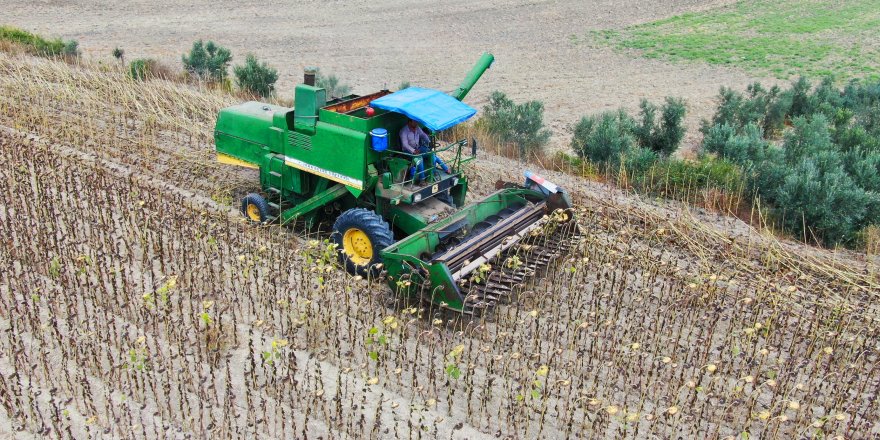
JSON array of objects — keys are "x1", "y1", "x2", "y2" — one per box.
[{"x1": 413, "y1": 194, "x2": 422, "y2": 202}]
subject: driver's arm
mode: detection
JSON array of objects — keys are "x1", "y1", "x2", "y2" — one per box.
[{"x1": 418, "y1": 127, "x2": 430, "y2": 147}]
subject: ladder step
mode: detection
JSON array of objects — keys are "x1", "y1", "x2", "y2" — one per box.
[
  {"x1": 269, "y1": 171, "x2": 282, "y2": 177},
  {"x1": 267, "y1": 187, "x2": 281, "y2": 194},
  {"x1": 268, "y1": 202, "x2": 280, "y2": 210}
]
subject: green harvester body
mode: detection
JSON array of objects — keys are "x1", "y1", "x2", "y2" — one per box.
[{"x1": 214, "y1": 53, "x2": 575, "y2": 314}]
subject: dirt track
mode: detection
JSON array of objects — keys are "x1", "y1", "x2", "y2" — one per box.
[{"x1": 4, "y1": 0, "x2": 758, "y2": 151}]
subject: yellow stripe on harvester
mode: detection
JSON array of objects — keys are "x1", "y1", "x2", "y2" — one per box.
[
  {"x1": 284, "y1": 156, "x2": 364, "y2": 190},
  {"x1": 217, "y1": 153, "x2": 259, "y2": 169}
]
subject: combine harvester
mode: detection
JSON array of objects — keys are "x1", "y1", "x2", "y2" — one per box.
[{"x1": 214, "y1": 54, "x2": 579, "y2": 315}]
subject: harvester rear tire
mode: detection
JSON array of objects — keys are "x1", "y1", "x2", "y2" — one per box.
[
  {"x1": 332, "y1": 208, "x2": 394, "y2": 277},
  {"x1": 241, "y1": 193, "x2": 270, "y2": 224}
]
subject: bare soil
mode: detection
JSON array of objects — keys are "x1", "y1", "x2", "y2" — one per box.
[
  {"x1": 3, "y1": 0, "x2": 759, "y2": 151},
  {"x1": 1, "y1": 51, "x2": 878, "y2": 439}
]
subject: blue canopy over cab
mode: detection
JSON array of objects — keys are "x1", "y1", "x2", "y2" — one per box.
[{"x1": 371, "y1": 87, "x2": 477, "y2": 132}]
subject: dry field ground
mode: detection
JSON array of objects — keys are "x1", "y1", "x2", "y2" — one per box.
[
  {"x1": 0, "y1": 49, "x2": 878, "y2": 439},
  {"x1": 3, "y1": 0, "x2": 756, "y2": 151},
  {"x1": 1, "y1": 1, "x2": 880, "y2": 439}
]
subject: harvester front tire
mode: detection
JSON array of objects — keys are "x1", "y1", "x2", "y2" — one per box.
[
  {"x1": 332, "y1": 208, "x2": 393, "y2": 277},
  {"x1": 241, "y1": 193, "x2": 270, "y2": 224}
]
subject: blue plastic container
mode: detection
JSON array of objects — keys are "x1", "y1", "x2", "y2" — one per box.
[{"x1": 370, "y1": 128, "x2": 388, "y2": 152}]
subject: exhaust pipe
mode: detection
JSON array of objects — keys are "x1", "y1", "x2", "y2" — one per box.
[{"x1": 304, "y1": 67, "x2": 317, "y2": 86}]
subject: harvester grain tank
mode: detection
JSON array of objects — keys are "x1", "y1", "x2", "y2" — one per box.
[{"x1": 214, "y1": 53, "x2": 579, "y2": 315}]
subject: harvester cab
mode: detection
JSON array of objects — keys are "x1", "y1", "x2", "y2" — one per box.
[{"x1": 214, "y1": 53, "x2": 580, "y2": 315}]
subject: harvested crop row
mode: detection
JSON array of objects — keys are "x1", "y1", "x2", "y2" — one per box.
[
  {"x1": 0, "y1": 131, "x2": 492, "y2": 438},
  {"x1": 1, "y1": 52, "x2": 878, "y2": 438}
]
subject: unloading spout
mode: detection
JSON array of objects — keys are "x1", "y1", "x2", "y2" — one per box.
[{"x1": 451, "y1": 52, "x2": 495, "y2": 101}]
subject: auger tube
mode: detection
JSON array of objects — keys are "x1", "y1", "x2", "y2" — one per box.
[{"x1": 451, "y1": 52, "x2": 495, "y2": 101}]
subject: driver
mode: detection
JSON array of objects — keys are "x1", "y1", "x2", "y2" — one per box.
[{"x1": 400, "y1": 118, "x2": 449, "y2": 185}]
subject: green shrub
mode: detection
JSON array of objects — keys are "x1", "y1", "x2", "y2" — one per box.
[
  {"x1": 696, "y1": 122, "x2": 770, "y2": 166},
  {"x1": 837, "y1": 125, "x2": 880, "y2": 154},
  {"x1": 314, "y1": 69, "x2": 352, "y2": 99},
  {"x1": 0, "y1": 25, "x2": 78, "y2": 58},
  {"x1": 748, "y1": 151, "x2": 788, "y2": 200},
  {"x1": 633, "y1": 100, "x2": 656, "y2": 151},
  {"x1": 765, "y1": 92, "x2": 792, "y2": 137},
  {"x1": 844, "y1": 151, "x2": 880, "y2": 192},
  {"x1": 700, "y1": 77, "x2": 880, "y2": 246},
  {"x1": 481, "y1": 92, "x2": 515, "y2": 138},
  {"x1": 570, "y1": 98, "x2": 758, "y2": 214},
  {"x1": 773, "y1": 158, "x2": 876, "y2": 245},
  {"x1": 62, "y1": 40, "x2": 79, "y2": 57},
  {"x1": 844, "y1": 151, "x2": 880, "y2": 221},
  {"x1": 657, "y1": 98, "x2": 687, "y2": 156},
  {"x1": 128, "y1": 58, "x2": 173, "y2": 81},
  {"x1": 510, "y1": 100, "x2": 552, "y2": 157},
  {"x1": 129, "y1": 59, "x2": 150, "y2": 80},
  {"x1": 701, "y1": 123, "x2": 734, "y2": 156},
  {"x1": 182, "y1": 40, "x2": 231, "y2": 82},
  {"x1": 572, "y1": 97, "x2": 685, "y2": 175},
  {"x1": 624, "y1": 147, "x2": 659, "y2": 174},
  {"x1": 481, "y1": 91, "x2": 551, "y2": 158},
  {"x1": 571, "y1": 110, "x2": 635, "y2": 167},
  {"x1": 844, "y1": 82, "x2": 880, "y2": 137},
  {"x1": 741, "y1": 83, "x2": 779, "y2": 131},
  {"x1": 233, "y1": 54, "x2": 278, "y2": 98},
  {"x1": 634, "y1": 98, "x2": 687, "y2": 156},
  {"x1": 813, "y1": 77, "x2": 845, "y2": 110},
  {"x1": 783, "y1": 115, "x2": 833, "y2": 162},
  {"x1": 787, "y1": 76, "x2": 814, "y2": 118},
  {"x1": 706, "y1": 87, "x2": 742, "y2": 131},
  {"x1": 577, "y1": 76, "x2": 880, "y2": 247},
  {"x1": 704, "y1": 83, "x2": 786, "y2": 136}
]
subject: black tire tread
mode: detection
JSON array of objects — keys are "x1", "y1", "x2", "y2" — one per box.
[
  {"x1": 331, "y1": 208, "x2": 394, "y2": 276},
  {"x1": 241, "y1": 193, "x2": 270, "y2": 223}
]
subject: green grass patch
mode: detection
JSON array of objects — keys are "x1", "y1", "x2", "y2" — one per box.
[{"x1": 596, "y1": 0, "x2": 880, "y2": 80}]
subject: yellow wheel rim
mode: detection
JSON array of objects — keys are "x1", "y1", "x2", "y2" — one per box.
[
  {"x1": 246, "y1": 203, "x2": 262, "y2": 222},
  {"x1": 342, "y1": 228, "x2": 373, "y2": 266}
]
